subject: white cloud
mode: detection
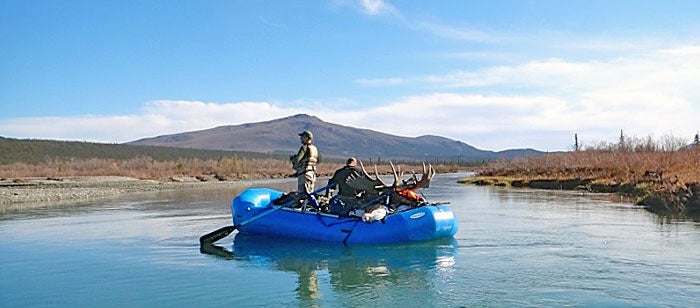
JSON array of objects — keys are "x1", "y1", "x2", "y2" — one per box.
[
  {"x1": 430, "y1": 46, "x2": 700, "y2": 95},
  {"x1": 0, "y1": 101, "x2": 305, "y2": 143},
  {"x1": 359, "y1": 0, "x2": 398, "y2": 16},
  {"x1": 141, "y1": 100, "x2": 291, "y2": 127},
  {"x1": 1, "y1": 46, "x2": 698, "y2": 151},
  {"x1": 0, "y1": 115, "x2": 168, "y2": 143}
]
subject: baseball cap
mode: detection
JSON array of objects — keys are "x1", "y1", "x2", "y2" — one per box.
[{"x1": 298, "y1": 130, "x2": 313, "y2": 139}]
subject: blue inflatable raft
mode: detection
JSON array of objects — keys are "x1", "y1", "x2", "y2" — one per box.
[{"x1": 231, "y1": 188, "x2": 458, "y2": 245}]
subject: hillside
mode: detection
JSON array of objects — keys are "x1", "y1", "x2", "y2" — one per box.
[
  {"x1": 0, "y1": 137, "x2": 275, "y2": 165},
  {"x1": 128, "y1": 114, "x2": 543, "y2": 162}
]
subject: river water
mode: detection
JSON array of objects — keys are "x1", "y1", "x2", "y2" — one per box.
[{"x1": 1, "y1": 173, "x2": 698, "y2": 307}]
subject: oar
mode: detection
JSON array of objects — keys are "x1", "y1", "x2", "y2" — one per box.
[
  {"x1": 199, "y1": 183, "x2": 333, "y2": 245},
  {"x1": 199, "y1": 225, "x2": 238, "y2": 245},
  {"x1": 199, "y1": 204, "x2": 287, "y2": 245}
]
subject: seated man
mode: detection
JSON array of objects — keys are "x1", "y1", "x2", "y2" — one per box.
[
  {"x1": 327, "y1": 157, "x2": 363, "y2": 216},
  {"x1": 329, "y1": 157, "x2": 360, "y2": 196}
]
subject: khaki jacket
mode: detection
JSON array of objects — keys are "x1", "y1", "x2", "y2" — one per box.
[{"x1": 291, "y1": 144, "x2": 318, "y2": 174}]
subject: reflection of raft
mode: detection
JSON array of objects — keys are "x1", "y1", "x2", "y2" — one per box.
[
  {"x1": 231, "y1": 188, "x2": 458, "y2": 244},
  {"x1": 226, "y1": 234, "x2": 458, "y2": 302},
  {"x1": 231, "y1": 233, "x2": 458, "y2": 267}
]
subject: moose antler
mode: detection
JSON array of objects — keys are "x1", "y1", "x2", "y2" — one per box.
[
  {"x1": 346, "y1": 160, "x2": 389, "y2": 192},
  {"x1": 412, "y1": 162, "x2": 435, "y2": 190},
  {"x1": 359, "y1": 160, "x2": 389, "y2": 188},
  {"x1": 389, "y1": 161, "x2": 403, "y2": 187},
  {"x1": 392, "y1": 162, "x2": 434, "y2": 190},
  {"x1": 346, "y1": 160, "x2": 436, "y2": 193}
]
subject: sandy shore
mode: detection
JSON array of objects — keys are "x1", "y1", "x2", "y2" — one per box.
[{"x1": 0, "y1": 176, "x2": 252, "y2": 206}]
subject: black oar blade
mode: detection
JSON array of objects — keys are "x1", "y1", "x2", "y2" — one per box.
[{"x1": 199, "y1": 225, "x2": 237, "y2": 245}]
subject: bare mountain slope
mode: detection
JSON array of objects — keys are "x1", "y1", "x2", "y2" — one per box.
[{"x1": 127, "y1": 114, "x2": 542, "y2": 161}]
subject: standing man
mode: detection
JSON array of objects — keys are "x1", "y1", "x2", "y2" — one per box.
[{"x1": 290, "y1": 130, "x2": 318, "y2": 194}]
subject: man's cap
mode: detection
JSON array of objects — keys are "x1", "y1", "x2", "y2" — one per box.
[
  {"x1": 346, "y1": 157, "x2": 357, "y2": 166},
  {"x1": 298, "y1": 130, "x2": 313, "y2": 139}
]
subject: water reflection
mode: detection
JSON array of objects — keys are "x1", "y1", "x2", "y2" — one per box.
[{"x1": 201, "y1": 234, "x2": 458, "y2": 302}]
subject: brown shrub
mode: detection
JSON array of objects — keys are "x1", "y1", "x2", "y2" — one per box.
[
  {"x1": 477, "y1": 147, "x2": 700, "y2": 189},
  {"x1": 0, "y1": 156, "x2": 464, "y2": 180}
]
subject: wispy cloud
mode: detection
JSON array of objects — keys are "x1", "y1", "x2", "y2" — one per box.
[
  {"x1": 359, "y1": 0, "x2": 399, "y2": 16},
  {"x1": 414, "y1": 20, "x2": 495, "y2": 42},
  {"x1": 372, "y1": 45, "x2": 700, "y2": 97},
  {"x1": 354, "y1": 77, "x2": 405, "y2": 87},
  {"x1": 352, "y1": 0, "x2": 495, "y2": 42}
]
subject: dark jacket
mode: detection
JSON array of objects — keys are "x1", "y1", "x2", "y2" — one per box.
[{"x1": 328, "y1": 166, "x2": 360, "y2": 197}]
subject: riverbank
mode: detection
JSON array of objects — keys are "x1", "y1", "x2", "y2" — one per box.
[
  {"x1": 460, "y1": 176, "x2": 700, "y2": 218},
  {"x1": 0, "y1": 160, "x2": 467, "y2": 207},
  {"x1": 460, "y1": 148, "x2": 700, "y2": 220},
  {"x1": 0, "y1": 176, "x2": 264, "y2": 206}
]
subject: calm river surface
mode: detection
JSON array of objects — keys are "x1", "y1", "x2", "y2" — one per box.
[{"x1": 1, "y1": 173, "x2": 699, "y2": 307}]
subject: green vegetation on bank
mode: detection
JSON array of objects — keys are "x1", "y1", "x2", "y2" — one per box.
[{"x1": 0, "y1": 136, "x2": 287, "y2": 164}]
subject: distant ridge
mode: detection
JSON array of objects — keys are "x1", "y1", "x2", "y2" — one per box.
[
  {"x1": 0, "y1": 136, "x2": 267, "y2": 165},
  {"x1": 127, "y1": 114, "x2": 545, "y2": 162}
]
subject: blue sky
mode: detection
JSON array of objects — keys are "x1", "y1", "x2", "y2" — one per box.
[{"x1": 1, "y1": 0, "x2": 699, "y2": 151}]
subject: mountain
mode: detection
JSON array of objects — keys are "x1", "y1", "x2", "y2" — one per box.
[{"x1": 127, "y1": 114, "x2": 544, "y2": 162}]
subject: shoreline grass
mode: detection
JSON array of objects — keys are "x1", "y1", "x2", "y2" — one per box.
[
  {"x1": 461, "y1": 146, "x2": 700, "y2": 220},
  {"x1": 0, "y1": 156, "x2": 470, "y2": 181}
]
